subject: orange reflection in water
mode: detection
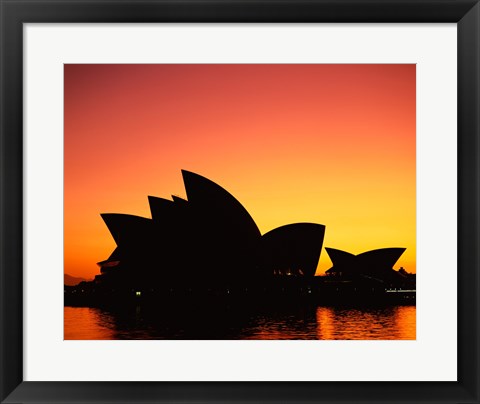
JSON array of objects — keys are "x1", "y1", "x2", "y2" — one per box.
[
  {"x1": 316, "y1": 306, "x2": 416, "y2": 340},
  {"x1": 64, "y1": 305, "x2": 416, "y2": 340},
  {"x1": 64, "y1": 307, "x2": 116, "y2": 340}
]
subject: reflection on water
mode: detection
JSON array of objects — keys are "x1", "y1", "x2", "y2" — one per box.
[
  {"x1": 64, "y1": 304, "x2": 415, "y2": 340},
  {"x1": 315, "y1": 306, "x2": 415, "y2": 340},
  {"x1": 64, "y1": 305, "x2": 116, "y2": 340}
]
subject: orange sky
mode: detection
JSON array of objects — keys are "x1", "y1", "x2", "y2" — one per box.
[{"x1": 64, "y1": 64, "x2": 416, "y2": 280}]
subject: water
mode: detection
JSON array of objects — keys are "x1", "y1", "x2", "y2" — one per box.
[{"x1": 64, "y1": 304, "x2": 415, "y2": 340}]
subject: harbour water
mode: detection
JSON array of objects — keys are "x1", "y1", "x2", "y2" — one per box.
[{"x1": 64, "y1": 304, "x2": 415, "y2": 340}]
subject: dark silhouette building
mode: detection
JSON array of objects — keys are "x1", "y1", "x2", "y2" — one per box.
[
  {"x1": 324, "y1": 247, "x2": 413, "y2": 287},
  {"x1": 95, "y1": 170, "x2": 326, "y2": 290},
  {"x1": 65, "y1": 171, "x2": 414, "y2": 308}
]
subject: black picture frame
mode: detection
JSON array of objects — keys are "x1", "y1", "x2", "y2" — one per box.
[{"x1": 1, "y1": 1, "x2": 479, "y2": 403}]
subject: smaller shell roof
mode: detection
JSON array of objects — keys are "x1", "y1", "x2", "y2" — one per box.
[{"x1": 325, "y1": 247, "x2": 406, "y2": 273}]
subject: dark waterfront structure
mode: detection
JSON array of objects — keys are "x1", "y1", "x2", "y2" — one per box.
[
  {"x1": 325, "y1": 247, "x2": 406, "y2": 279},
  {"x1": 65, "y1": 170, "x2": 414, "y2": 308},
  {"x1": 323, "y1": 247, "x2": 416, "y2": 295},
  {"x1": 66, "y1": 170, "x2": 326, "y2": 306}
]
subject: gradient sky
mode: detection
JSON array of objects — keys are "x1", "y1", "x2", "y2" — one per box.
[{"x1": 64, "y1": 64, "x2": 416, "y2": 280}]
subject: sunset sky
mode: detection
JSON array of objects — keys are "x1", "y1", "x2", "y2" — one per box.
[{"x1": 64, "y1": 64, "x2": 416, "y2": 280}]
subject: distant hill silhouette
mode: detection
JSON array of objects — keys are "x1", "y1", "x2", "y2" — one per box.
[{"x1": 64, "y1": 274, "x2": 88, "y2": 286}]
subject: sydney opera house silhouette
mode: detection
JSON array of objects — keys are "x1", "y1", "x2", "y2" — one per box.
[
  {"x1": 325, "y1": 247, "x2": 410, "y2": 282},
  {"x1": 95, "y1": 170, "x2": 325, "y2": 289},
  {"x1": 65, "y1": 170, "x2": 414, "y2": 306}
]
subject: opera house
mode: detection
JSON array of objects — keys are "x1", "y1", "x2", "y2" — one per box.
[
  {"x1": 65, "y1": 170, "x2": 414, "y2": 306},
  {"x1": 325, "y1": 247, "x2": 415, "y2": 286},
  {"x1": 94, "y1": 170, "x2": 326, "y2": 291}
]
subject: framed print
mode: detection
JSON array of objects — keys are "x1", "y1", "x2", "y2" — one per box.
[{"x1": 1, "y1": 0, "x2": 479, "y2": 403}]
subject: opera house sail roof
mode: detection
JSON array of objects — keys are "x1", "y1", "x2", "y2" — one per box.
[
  {"x1": 96, "y1": 170, "x2": 326, "y2": 286},
  {"x1": 325, "y1": 247, "x2": 407, "y2": 279}
]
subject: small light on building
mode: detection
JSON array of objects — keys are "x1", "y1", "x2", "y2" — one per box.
[{"x1": 135, "y1": 291, "x2": 141, "y2": 296}]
